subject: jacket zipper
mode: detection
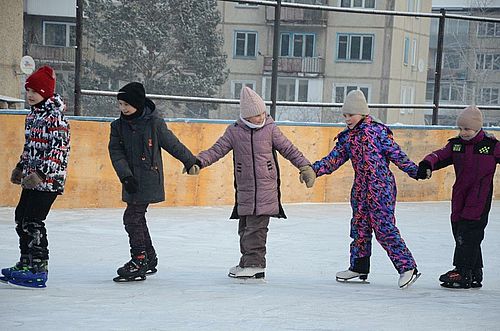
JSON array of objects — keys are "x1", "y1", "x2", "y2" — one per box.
[{"x1": 251, "y1": 130, "x2": 257, "y2": 215}]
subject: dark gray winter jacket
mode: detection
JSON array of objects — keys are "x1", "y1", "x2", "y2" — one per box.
[{"x1": 108, "y1": 99, "x2": 196, "y2": 204}]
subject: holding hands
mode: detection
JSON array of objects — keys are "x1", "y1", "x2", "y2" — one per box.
[
  {"x1": 299, "y1": 165, "x2": 316, "y2": 188},
  {"x1": 416, "y1": 161, "x2": 432, "y2": 180},
  {"x1": 182, "y1": 159, "x2": 202, "y2": 176}
]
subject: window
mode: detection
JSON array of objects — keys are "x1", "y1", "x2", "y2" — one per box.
[
  {"x1": 333, "y1": 85, "x2": 370, "y2": 103},
  {"x1": 236, "y1": 2, "x2": 258, "y2": 7},
  {"x1": 231, "y1": 81, "x2": 256, "y2": 99},
  {"x1": 411, "y1": 38, "x2": 417, "y2": 66},
  {"x1": 337, "y1": 34, "x2": 373, "y2": 61},
  {"x1": 444, "y1": 53, "x2": 461, "y2": 69},
  {"x1": 403, "y1": 37, "x2": 410, "y2": 65},
  {"x1": 477, "y1": 22, "x2": 500, "y2": 37},
  {"x1": 476, "y1": 54, "x2": 500, "y2": 70},
  {"x1": 234, "y1": 31, "x2": 257, "y2": 58},
  {"x1": 280, "y1": 33, "x2": 315, "y2": 57},
  {"x1": 265, "y1": 78, "x2": 310, "y2": 102},
  {"x1": 340, "y1": 0, "x2": 375, "y2": 8},
  {"x1": 478, "y1": 87, "x2": 500, "y2": 105},
  {"x1": 43, "y1": 21, "x2": 76, "y2": 47},
  {"x1": 426, "y1": 82, "x2": 464, "y2": 102}
]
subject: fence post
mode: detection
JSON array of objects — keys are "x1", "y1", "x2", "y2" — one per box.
[
  {"x1": 270, "y1": 0, "x2": 281, "y2": 119},
  {"x1": 432, "y1": 8, "x2": 446, "y2": 125},
  {"x1": 74, "y1": 0, "x2": 83, "y2": 116}
]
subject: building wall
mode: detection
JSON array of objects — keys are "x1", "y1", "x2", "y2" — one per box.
[
  {"x1": 1, "y1": 113, "x2": 499, "y2": 209},
  {"x1": 0, "y1": 0, "x2": 24, "y2": 100}
]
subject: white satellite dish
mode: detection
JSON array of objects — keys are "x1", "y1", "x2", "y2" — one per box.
[{"x1": 20, "y1": 55, "x2": 36, "y2": 75}]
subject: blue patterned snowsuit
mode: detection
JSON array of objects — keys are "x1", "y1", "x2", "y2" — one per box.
[{"x1": 312, "y1": 116, "x2": 418, "y2": 274}]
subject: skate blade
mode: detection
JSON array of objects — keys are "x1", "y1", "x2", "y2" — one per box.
[
  {"x1": 145, "y1": 269, "x2": 157, "y2": 276},
  {"x1": 113, "y1": 275, "x2": 146, "y2": 282},
  {"x1": 440, "y1": 281, "x2": 471, "y2": 289},
  {"x1": 230, "y1": 277, "x2": 267, "y2": 284},
  {"x1": 8, "y1": 281, "x2": 46, "y2": 289},
  {"x1": 336, "y1": 277, "x2": 370, "y2": 284},
  {"x1": 400, "y1": 272, "x2": 421, "y2": 289}
]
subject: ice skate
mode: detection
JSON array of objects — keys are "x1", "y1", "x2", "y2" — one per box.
[
  {"x1": 439, "y1": 268, "x2": 457, "y2": 283},
  {"x1": 113, "y1": 252, "x2": 148, "y2": 282},
  {"x1": 1, "y1": 256, "x2": 30, "y2": 283},
  {"x1": 8, "y1": 260, "x2": 48, "y2": 289},
  {"x1": 336, "y1": 269, "x2": 369, "y2": 283},
  {"x1": 471, "y1": 268, "x2": 483, "y2": 288},
  {"x1": 440, "y1": 268, "x2": 471, "y2": 289},
  {"x1": 398, "y1": 268, "x2": 420, "y2": 288},
  {"x1": 228, "y1": 265, "x2": 265, "y2": 280}
]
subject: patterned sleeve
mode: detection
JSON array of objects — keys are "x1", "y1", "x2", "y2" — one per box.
[
  {"x1": 379, "y1": 126, "x2": 418, "y2": 178},
  {"x1": 311, "y1": 134, "x2": 349, "y2": 177},
  {"x1": 41, "y1": 112, "x2": 70, "y2": 178}
]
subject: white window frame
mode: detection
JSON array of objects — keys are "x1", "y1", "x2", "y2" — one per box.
[
  {"x1": 280, "y1": 32, "x2": 316, "y2": 57},
  {"x1": 336, "y1": 33, "x2": 374, "y2": 62},
  {"x1": 43, "y1": 21, "x2": 76, "y2": 47},
  {"x1": 478, "y1": 87, "x2": 500, "y2": 105},
  {"x1": 411, "y1": 38, "x2": 418, "y2": 67},
  {"x1": 234, "y1": 31, "x2": 258, "y2": 58},
  {"x1": 264, "y1": 77, "x2": 310, "y2": 102},
  {"x1": 231, "y1": 80, "x2": 256, "y2": 99},
  {"x1": 333, "y1": 84, "x2": 371, "y2": 103},
  {"x1": 400, "y1": 85, "x2": 415, "y2": 114},
  {"x1": 477, "y1": 22, "x2": 500, "y2": 37},
  {"x1": 339, "y1": 0, "x2": 375, "y2": 8},
  {"x1": 476, "y1": 53, "x2": 500, "y2": 70}
]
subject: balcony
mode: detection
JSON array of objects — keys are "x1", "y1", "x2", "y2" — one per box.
[
  {"x1": 263, "y1": 56, "x2": 324, "y2": 75},
  {"x1": 26, "y1": 44, "x2": 76, "y2": 64},
  {"x1": 266, "y1": 6, "x2": 327, "y2": 26}
]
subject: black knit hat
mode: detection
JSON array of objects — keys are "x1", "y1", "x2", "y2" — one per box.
[{"x1": 117, "y1": 82, "x2": 146, "y2": 110}]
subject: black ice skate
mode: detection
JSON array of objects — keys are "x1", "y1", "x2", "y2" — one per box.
[
  {"x1": 335, "y1": 269, "x2": 369, "y2": 283},
  {"x1": 113, "y1": 252, "x2": 148, "y2": 282},
  {"x1": 440, "y1": 268, "x2": 472, "y2": 289},
  {"x1": 471, "y1": 268, "x2": 483, "y2": 288}
]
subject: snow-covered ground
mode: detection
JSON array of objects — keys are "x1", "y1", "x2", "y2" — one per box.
[{"x1": 1, "y1": 202, "x2": 499, "y2": 331}]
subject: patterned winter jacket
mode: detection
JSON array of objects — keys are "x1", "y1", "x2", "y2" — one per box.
[
  {"x1": 197, "y1": 115, "x2": 310, "y2": 219},
  {"x1": 312, "y1": 116, "x2": 418, "y2": 212},
  {"x1": 423, "y1": 130, "x2": 500, "y2": 222},
  {"x1": 18, "y1": 94, "x2": 70, "y2": 193}
]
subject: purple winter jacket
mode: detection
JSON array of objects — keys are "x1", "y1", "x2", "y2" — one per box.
[
  {"x1": 423, "y1": 130, "x2": 500, "y2": 222},
  {"x1": 197, "y1": 115, "x2": 310, "y2": 219}
]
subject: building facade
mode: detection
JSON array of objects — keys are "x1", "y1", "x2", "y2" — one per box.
[{"x1": 216, "y1": 0, "x2": 432, "y2": 124}]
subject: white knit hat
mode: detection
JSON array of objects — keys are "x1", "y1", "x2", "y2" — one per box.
[
  {"x1": 457, "y1": 105, "x2": 483, "y2": 131},
  {"x1": 240, "y1": 87, "x2": 266, "y2": 118},
  {"x1": 341, "y1": 90, "x2": 370, "y2": 115}
]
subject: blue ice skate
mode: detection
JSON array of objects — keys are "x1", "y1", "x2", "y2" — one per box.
[
  {"x1": 1, "y1": 260, "x2": 30, "y2": 283},
  {"x1": 8, "y1": 269, "x2": 48, "y2": 289}
]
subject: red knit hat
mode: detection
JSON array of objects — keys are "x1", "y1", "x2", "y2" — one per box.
[{"x1": 25, "y1": 66, "x2": 56, "y2": 99}]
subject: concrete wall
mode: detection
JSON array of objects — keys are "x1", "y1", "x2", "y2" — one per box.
[
  {"x1": 0, "y1": 0, "x2": 24, "y2": 100},
  {"x1": 1, "y1": 113, "x2": 499, "y2": 209}
]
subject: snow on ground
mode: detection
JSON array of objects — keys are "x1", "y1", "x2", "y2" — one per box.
[{"x1": 1, "y1": 202, "x2": 499, "y2": 331}]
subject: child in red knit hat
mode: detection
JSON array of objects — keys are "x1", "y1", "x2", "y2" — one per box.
[{"x1": 1, "y1": 65, "x2": 70, "y2": 288}]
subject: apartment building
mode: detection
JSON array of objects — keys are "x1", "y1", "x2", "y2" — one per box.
[
  {"x1": 216, "y1": 0, "x2": 432, "y2": 124},
  {"x1": 427, "y1": 0, "x2": 500, "y2": 126}
]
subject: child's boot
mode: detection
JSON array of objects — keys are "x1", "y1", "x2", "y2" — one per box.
[
  {"x1": 439, "y1": 268, "x2": 457, "y2": 283},
  {"x1": 8, "y1": 259, "x2": 48, "y2": 289},
  {"x1": 336, "y1": 269, "x2": 369, "y2": 282},
  {"x1": 113, "y1": 251, "x2": 148, "y2": 282},
  {"x1": 1, "y1": 255, "x2": 30, "y2": 283}
]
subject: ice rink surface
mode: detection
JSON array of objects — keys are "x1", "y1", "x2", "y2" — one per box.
[{"x1": 1, "y1": 202, "x2": 499, "y2": 331}]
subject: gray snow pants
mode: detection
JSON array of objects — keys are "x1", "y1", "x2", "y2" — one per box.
[{"x1": 238, "y1": 215, "x2": 270, "y2": 268}]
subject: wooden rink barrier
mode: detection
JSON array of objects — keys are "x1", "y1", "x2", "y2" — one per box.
[{"x1": 1, "y1": 112, "x2": 499, "y2": 209}]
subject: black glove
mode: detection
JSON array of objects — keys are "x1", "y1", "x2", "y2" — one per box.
[
  {"x1": 122, "y1": 176, "x2": 139, "y2": 193},
  {"x1": 417, "y1": 161, "x2": 432, "y2": 180}
]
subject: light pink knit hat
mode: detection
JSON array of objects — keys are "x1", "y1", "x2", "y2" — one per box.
[
  {"x1": 240, "y1": 87, "x2": 266, "y2": 118},
  {"x1": 457, "y1": 105, "x2": 483, "y2": 131}
]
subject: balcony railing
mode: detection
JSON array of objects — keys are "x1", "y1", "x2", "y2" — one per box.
[
  {"x1": 266, "y1": 6, "x2": 327, "y2": 25},
  {"x1": 26, "y1": 44, "x2": 76, "y2": 64},
  {"x1": 263, "y1": 56, "x2": 325, "y2": 74}
]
